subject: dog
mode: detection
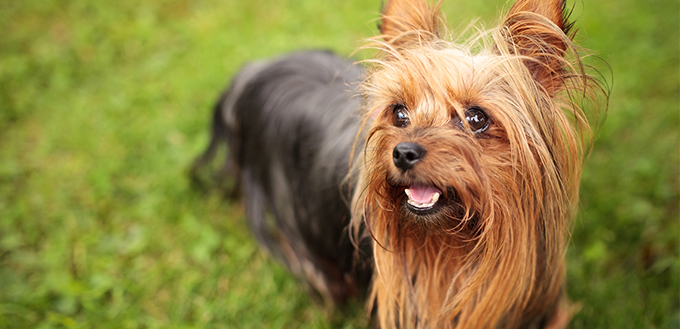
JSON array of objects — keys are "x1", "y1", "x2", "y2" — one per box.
[{"x1": 193, "y1": 0, "x2": 606, "y2": 327}]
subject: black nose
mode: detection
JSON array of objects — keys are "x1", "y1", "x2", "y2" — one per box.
[{"x1": 392, "y1": 142, "x2": 426, "y2": 171}]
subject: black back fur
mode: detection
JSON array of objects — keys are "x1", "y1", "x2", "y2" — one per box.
[{"x1": 194, "y1": 50, "x2": 371, "y2": 304}]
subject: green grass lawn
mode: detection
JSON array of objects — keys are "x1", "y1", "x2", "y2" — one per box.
[{"x1": 0, "y1": 0, "x2": 677, "y2": 328}]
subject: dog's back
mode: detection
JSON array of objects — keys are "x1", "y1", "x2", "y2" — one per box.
[{"x1": 196, "y1": 50, "x2": 370, "y2": 305}]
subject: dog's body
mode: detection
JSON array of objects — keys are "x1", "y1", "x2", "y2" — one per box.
[
  {"x1": 196, "y1": 51, "x2": 373, "y2": 303},
  {"x1": 195, "y1": 0, "x2": 605, "y2": 328}
]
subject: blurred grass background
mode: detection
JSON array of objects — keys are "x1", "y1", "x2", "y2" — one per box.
[{"x1": 0, "y1": 0, "x2": 677, "y2": 328}]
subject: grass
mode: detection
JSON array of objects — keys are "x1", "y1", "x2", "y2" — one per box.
[{"x1": 0, "y1": 0, "x2": 677, "y2": 328}]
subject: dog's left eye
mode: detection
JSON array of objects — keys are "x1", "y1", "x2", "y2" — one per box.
[
  {"x1": 453, "y1": 107, "x2": 490, "y2": 134},
  {"x1": 392, "y1": 105, "x2": 410, "y2": 128},
  {"x1": 465, "y1": 107, "x2": 489, "y2": 133}
]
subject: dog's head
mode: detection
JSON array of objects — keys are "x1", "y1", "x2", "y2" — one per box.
[{"x1": 355, "y1": 0, "x2": 602, "y2": 237}]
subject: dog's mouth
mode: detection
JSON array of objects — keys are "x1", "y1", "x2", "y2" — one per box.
[
  {"x1": 387, "y1": 177, "x2": 477, "y2": 232},
  {"x1": 404, "y1": 185, "x2": 442, "y2": 211},
  {"x1": 387, "y1": 177, "x2": 469, "y2": 222}
]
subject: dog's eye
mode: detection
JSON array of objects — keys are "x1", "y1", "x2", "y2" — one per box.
[
  {"x1": 465, "y1": 107, "x2": 489, "y2": 133},
  {"x1": 392, "y1": 105, "x2": 410, "y2": 128}
]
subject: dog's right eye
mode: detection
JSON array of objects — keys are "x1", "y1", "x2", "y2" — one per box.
[{"x1": 392, "y1": 105, "x2": 410, "y2": 128}]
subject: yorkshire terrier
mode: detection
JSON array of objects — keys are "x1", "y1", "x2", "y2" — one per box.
[{"x1": 193, "y1": 0, "x2": 605, "y2": 328}]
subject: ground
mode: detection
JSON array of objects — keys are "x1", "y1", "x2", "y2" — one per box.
[{"x1": 0, "y1": 0, "x2": 677, "y2": 328}]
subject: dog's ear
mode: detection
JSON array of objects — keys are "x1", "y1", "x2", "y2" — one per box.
[
  {"x1": 379, "y1": 0, "x2": 442, "y2": 48},
  {"x1": 501, "y1": 0, "x2": 575, "y2": 96}
]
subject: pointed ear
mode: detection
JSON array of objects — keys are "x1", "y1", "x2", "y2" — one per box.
[
  {"x1": 501, "y1": 0, "x2": 575, "y2": 96},
  {"x1": 378, "y1": 0, "x2": 442, "y2": 48}
]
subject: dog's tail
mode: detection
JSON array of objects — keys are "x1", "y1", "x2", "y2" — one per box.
[
  {"x1": 189, "y1": 90, "x2": 234, "y2": 194},
  {"x1": 190, "y1": 60, "x2": 268, "y2": 196},
  {"x1": 197, "y1": 92, "x2": 228, "y2": 165}
]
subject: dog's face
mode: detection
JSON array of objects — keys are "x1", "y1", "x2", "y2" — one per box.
[
  {"x1": 361, "y1": 42, "x2": 587, "y2": 238},
  {"x1": 362, "y1": 48, "x2": 521, "y2": 234}
]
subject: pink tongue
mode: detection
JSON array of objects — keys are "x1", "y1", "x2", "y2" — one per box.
[{"x1": 408, "y1": 185, "x2": 441, "y2": 203}]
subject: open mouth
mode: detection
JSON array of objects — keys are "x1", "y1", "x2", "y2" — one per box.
[
  {"x1": 395, "y1": 183, "x2": 474, "y2": 231},
  {"x1": 403, "y1": 184, "x2": 443, "y2": 213}
]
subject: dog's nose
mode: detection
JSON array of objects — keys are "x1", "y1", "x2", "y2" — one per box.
[{"x1": 393, "y1": 142, "x2": 426, "y2": 171}]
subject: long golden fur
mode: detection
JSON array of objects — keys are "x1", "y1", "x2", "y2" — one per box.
[{"x1": 350, "y1": 0, "x2": 606, "y2": 328}]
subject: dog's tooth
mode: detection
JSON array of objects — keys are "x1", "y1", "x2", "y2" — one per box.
[
  {"x1": 404, "y1": 189, "x2": 412, "y2": 199},
  {"x1": 432, "y1": 192, "x2": 440, "y2": 203},
  {"x1": 408, "y1": 199, "x2": 431, "y2": 209}
]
